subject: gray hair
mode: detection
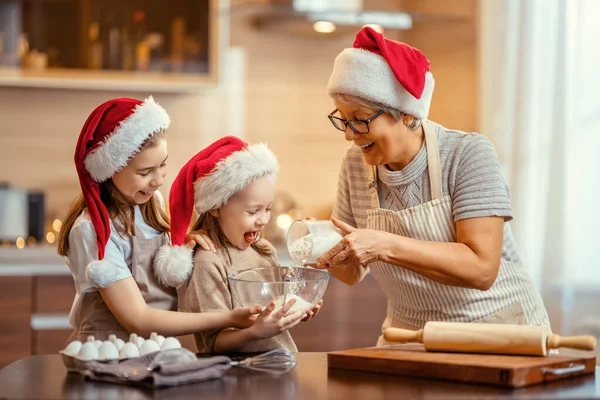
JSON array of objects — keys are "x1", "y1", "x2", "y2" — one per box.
[{"x1": 331, "y1": 93, "x2": 422, "y2": 130}]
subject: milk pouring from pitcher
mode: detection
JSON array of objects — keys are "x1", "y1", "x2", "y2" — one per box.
[{"x1": 286, "y1": 220, "x2": 343, "y2": 266}]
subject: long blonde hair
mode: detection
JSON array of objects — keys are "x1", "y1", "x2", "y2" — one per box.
[{"x1": 57, "y1": 131, "x2": 170, "y2": 256}]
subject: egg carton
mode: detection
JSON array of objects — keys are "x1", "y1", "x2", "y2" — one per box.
[
  {"x1": 60, "y1": 333, "x2": 182, "y2": 373},
  {"x1": 59, "y1": 350, "x2": 127, "y2": 373}
]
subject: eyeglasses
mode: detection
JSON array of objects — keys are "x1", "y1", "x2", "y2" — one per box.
[{"x1": 328, "y1": 109, "x2": 385, "y2": 134}]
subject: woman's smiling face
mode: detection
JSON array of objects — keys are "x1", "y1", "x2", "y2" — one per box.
[{"x1": 333, "y1": 99, "x2": 405, "y2": 167}]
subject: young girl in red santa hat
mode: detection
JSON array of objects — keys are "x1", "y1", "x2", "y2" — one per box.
[
  {"x1": 58, "y1": 97, "x2": 261, "y2": 342},
  {"x1": 167, "y1": 136, "x2": 322, "y2": 353}
]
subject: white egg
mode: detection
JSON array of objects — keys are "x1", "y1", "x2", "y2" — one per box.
[
  {"x1": 114, "y1": 338, "x2": 125, "y2": 351},
  {"x1": 98, "y1": 341, "x2": 119, "y2": 360},
  {"x1": 107, "y1": 334, "x2": 125, "y2": 351},
  {"x1": 78, "y1": 342, "x2": 99, "y2": 361},
  {"x1": 160, "y1": 337, "x2": 182, "y2": 351},
  {"x1": 136, "y1": 336, "x2": 145, "y2": 348},
  {"x1": 64, "y1": 340, "x2": 82, "y2": 357},
  {"x1": 139, "y1": 339, "x2": 161, "y2": 355},
  {"x1": 119, "y1": 342, "x2": 140, "y2": 358}
]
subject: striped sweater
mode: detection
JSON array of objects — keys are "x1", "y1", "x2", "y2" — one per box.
[{"x1": 332, "y1": 121, "x2": 523, "y2": 264}]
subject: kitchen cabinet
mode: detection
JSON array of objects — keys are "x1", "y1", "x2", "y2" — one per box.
[
  {"x1": 0, "y1": 276, "x2": 32, "y2": 367},
  {"x1": 0, "y1": 273, "x2": 75, "y2": 367},
  {"x1": 0, "y1": 0, "x2": 220, "y2": 92}
]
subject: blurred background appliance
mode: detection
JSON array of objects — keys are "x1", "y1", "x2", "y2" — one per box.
[{"x1": 0, "y1": 184, "x2": 45, "y2": 243}]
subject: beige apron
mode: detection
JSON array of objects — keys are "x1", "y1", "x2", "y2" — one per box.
[
  {"x1": 68, "y1": 226, "x2": 177, "y2": 343},
  {"x1": 364, "y1": 121, "x2": 550, "y2": 347}
]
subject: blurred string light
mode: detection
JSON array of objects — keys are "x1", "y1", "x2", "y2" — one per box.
[
  {"x1": 313, "y1": 21, "x2": 336, "y2": 33},
  {"x1": 27, "y1": 237, "x2": 37, "y2": 246},
  {"x1": 52, "y1": 219, "x2": 62, "y2": 232},
  {"x1": 46, "y1": 232, "x2": 56, "y2": 244},
  {"x1": 276, "y1": 214, "x2": 294, "y2": 230},
  {"x1": 16, "y1": 237, "x2": 25, "y2": 249}
]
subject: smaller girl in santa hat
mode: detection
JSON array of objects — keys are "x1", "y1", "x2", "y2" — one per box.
[
  {"x1": 58, "y1": 97, "x2": 261, "y2": 342},
  {"x1": 169, "y1": 136, "x2": 320, "y2": 353}
]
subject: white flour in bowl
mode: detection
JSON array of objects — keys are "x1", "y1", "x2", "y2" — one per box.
[{"x1": 274, "y1": 293, "x2": 314, "y2": 315}]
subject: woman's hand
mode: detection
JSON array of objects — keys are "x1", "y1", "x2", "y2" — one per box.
[
  {"x1": 185, "y1": 229, "x2": 216, "y2": 252},
  {"x1": 228, "y1": 304, "x2": 263, "y2": 329},
  {"x1": 301, "y1": 299, "x2": 323, "y2": 322},
  {"x1": 247, "y1": 299, "x2": 308, "y2": 339},
  {"x1": 317, "y1": 217, "x2": 391, "y2": 268}
]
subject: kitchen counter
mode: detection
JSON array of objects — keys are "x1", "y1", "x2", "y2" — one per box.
[
  {"x1": 0, "y1": 244, "x2": 292, "y2": 276},
  {"x1": 0, "y1": 353, "x2": 598, "y2": 399},
  {"x1": 0, "y1": 246, "x2": 68, "y2": 276}
]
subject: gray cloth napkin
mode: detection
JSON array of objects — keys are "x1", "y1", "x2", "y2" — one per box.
[{"x1": 81, "y1": 352, "x2": 232, "y2": 388}]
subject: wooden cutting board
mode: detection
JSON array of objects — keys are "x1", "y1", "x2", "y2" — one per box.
[{"x1": 327, "y1": 344, "x2": 596, "y2": 388}]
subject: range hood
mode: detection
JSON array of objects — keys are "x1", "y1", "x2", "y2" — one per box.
[
  {"x1": 230, "y1": 0, "x2": 469, "y2": 37},
  {"x1": 230, "y1": 0, "x2": 414, "y2": 36},
  {"x1": 290, "y1": 0, "x2": 412, "y2": 30}
]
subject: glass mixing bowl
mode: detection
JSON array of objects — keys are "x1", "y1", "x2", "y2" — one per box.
[{"x1": 228, "y1": 267, "x2": 330, "y2": 315}]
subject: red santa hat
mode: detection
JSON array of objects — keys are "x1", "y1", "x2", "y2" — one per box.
[
  {"x1": 327, "y1": 27, "x2": 435, "y2": 120},
  {"x1": 74, "y1": 96, "x2": 171, "y2": 286},
  {"x1": 153, "y1": 136, "x2": 279, "y2": 287}
]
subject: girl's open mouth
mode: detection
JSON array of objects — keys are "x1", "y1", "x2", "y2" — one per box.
[{"x1": 244, "y1": 231, "x2": 259, "y2": 245}]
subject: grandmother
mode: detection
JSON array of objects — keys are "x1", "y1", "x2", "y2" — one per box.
[{"x1": 315, "y1": 27, "x2": 550, "y2": 346}]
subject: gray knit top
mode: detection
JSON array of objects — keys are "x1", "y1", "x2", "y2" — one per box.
[{"x1": 332, "y1": 121, "x2": 523, "y2": 263}]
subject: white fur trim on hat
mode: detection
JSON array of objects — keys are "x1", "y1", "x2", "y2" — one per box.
[
  {"x1": 84, "y1": 96, "x2": 171, "y2": 182},
  {"x1": 85, "y1": 260, "x2": 128, "y2": 288},
  {"x1": 154, "y1": 244, "x2": 194, "y2": 287},
  {"x1": 194, "y1": 143, "x2": 279, "y2": 215},
  {"x1": 327, "y1": 48, "x2": 435, "y2": 120}
]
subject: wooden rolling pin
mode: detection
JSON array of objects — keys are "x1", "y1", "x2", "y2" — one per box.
[{"x1": 383, "y1": 321, "x2": 597, "y2": 356}]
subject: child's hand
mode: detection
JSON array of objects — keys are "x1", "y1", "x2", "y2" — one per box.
[
  {"x1": 301, "y1": 299, "x2": 323, "y2": 322},
  {"x1": 185, "y1": 229, "x2": 216, "y2": 252},
  {"x1": 229, "y1": 304, "x2": 263, "y2": 329},
  {"x1": 248, "y1": 299, "x2": 308, "y2": 340}
]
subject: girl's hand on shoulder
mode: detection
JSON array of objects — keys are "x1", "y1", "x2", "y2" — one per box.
[
  {"x1": 248, "y1": 299, "x2": 308, "y2": 339},
  {"x1": 185, "y1": 229, "x2": 216, "y2": 252},
  {"x1": 229, "y1": 304, "x2": 263, "y2": 329},
  {"x1": 301, "y1": 299, "x2": 323, "y2": 322}
]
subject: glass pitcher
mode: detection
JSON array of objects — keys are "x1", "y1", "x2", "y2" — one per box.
[{"x1": 286, "y1": 220, "x2": 343, "y2": 265}]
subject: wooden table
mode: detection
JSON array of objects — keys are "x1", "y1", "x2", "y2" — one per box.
[{"x1": 0, "y1": 353, "x2": 599, "y2": 399}]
